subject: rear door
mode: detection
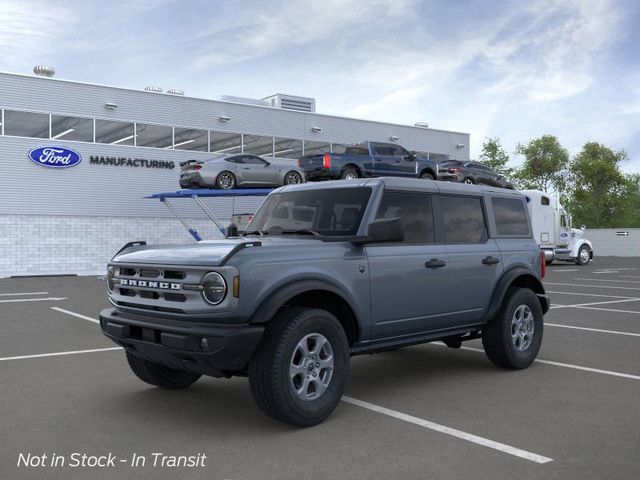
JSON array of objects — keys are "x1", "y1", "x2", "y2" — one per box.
[
  {"x1": 367, "y1": 190, "x2": 454, "y2": 339},
  {"x1": 439, "y1": 194, "x2": 502, "y2": 325}
]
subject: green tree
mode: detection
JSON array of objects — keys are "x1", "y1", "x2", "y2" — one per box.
[
  {"x1": 514, "y1": 135, "x2": 569, "y2": 192},
  {"x1": 566, "y1": 142, "x2": 636, "y2": 228},
  {"x1": 478, "y1": 137, "x2": 513, "y2": 177}
]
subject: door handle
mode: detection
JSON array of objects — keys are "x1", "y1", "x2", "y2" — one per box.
[
  {"x1": 482, "y1": 256, "x2": 500, "y2": 265},
  {"x1": 425, "y1": 258, "x2": 446, "y2": 269}
]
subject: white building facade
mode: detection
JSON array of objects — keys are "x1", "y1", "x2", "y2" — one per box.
[{"x1": 0, "y1": 71, "x2": 470, "y2": 277}]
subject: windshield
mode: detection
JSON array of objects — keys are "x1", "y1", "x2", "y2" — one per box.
[{"x1": 246, "y1": 188, "x2": 372, "y2": 237}]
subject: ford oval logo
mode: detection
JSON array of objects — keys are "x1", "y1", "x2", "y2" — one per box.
[{"x1": 28, "y1": 146, "x2": 82, "y2": 168}]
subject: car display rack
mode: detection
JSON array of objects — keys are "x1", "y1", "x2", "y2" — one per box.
[{"x1": 146, "y1": 188, "x2": 273, "y2": 241}]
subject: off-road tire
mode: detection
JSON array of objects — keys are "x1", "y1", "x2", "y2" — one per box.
[
  {"x1": 248, "y1": 307, "x2": 350, "y2": 427},
  {"x1": 420, "y1": 171, "x2": 435, "y2": 180},
  {"x1": 341, "y1": 167, "x2": 359, "y2": 180},
  {"x1": 482, "y1": 288, "x2": 543, "y2": 369},
  {"x1": 126, "y1": 352, "x2": 201, "y2": 389},
  {"x1": 576, "y1": 245, "x2": 591, "y2": 266}
]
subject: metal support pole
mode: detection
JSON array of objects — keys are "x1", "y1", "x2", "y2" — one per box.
[
  {"x1": 161, "y1": 198, "x2": 203, "y2": 241},
  {"x1": 192, "y1": 195, "x2": 226, "y2": 235}
]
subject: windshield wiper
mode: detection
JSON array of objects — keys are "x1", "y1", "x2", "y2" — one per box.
[
  {"x1": 280, "y1": 228, "x2": 321, "y2": 236},
  {"x1": 242, "y1": 230, "x2": 267, "y2": 237}
]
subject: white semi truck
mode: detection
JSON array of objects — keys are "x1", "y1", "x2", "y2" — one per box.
[{"x1": 521, "y1": 190, "x2": 593, "y2": 266}]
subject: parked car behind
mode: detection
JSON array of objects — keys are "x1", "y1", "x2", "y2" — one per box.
[
  {"x1": 298, "y1": 141, "x2": 438, "y2": 181},
  {"x1": 438, "y1": 160, "x2": 515, "y2": 189},
  {"x1": 179, "y1": 154, "x2": 305, "y2": 190}
]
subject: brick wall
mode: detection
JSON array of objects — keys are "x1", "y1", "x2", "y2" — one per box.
[{"x1": 0, "y1": 215, "x2": 225, "y2": 278}]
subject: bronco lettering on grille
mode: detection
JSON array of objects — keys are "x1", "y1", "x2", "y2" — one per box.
[{"x1": 120, "y1": 279, "x2": 181, "y2": 290}]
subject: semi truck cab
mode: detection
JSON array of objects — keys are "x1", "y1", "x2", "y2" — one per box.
[{"x1": 522, "y1": 190, "x2": 594, "y2": 265}]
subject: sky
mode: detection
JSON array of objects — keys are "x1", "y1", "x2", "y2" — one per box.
[{"x1": 1, "y1": 0, "x2": 639, "y2": 171}]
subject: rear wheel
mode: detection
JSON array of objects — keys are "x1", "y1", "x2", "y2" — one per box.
[
  {"x1": 216, "y1": 171, "x2": 236, "y2": 190},
  {"x1": 284, "y1": 171, "x2": 303, "y2": 185},
  {"x1": 576, "y1": 245, "x2": 591, "y2": 265},
  {"x1": 420, "y1": 171, "x2": 435, "y2": 180},
  {"x1": 126, "y1": 352, "x2": 201, "y2": 389},
  {"x1": 248, "y1": 307, "x2": 350, "y2": 427},
  {"x1": 463, "y1": 177, "x2": 475, "y2": 185},
  {"x1": 482, "y1": 288, "x2": 543, "y2": 369},
  {"x1": 341, "y1": 167, "x2": 359, "y2": 180}
]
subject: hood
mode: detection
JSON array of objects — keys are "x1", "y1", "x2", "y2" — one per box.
[
  {"x1": 571, "y1": 228, "x2": 584, "y2": 240},
  {"x1": 112, "y1": 237, "x2": 318, "y2": 266}
]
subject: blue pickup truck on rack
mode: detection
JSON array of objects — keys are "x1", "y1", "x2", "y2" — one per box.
[{"x1": 298, "y1": 141, "x2": 439, "y2": 181}]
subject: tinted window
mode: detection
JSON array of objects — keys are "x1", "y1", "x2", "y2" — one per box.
[
  {"x1": 441, "y1": 195, "x2": 487, "y2": 244},
  {"x1": 225, "y1": 156, "x2": 244, "y2": 164},
  {"x1": 247, "y1": 188, "x2": 372, "y2": 237},
  {"x1": 375, "y1": 192, "x2": 434, "y2": 243},
  {"x1": 173, "y1": 127, "x2": 208, "y2": 151},
  {"x1": 541, "y1": 196, "x2": 550, "y2": 206},
  {"x1": 51, "y1": 115, "x2": 93, "y2": 142},
  {"x1": 492, "y1": 197, "x2": 530, "y2": 236},
  {"x1": 136, "y1": 123, "x2": 172, "y2": 148},
  {"x1": 274, "y1": 137, "x2": 303, "y2": 158},
  {"x1": 243, "y1": 155, "x2": 267, "y2": 165},
  {"x1": 4, "y1": 110, "x2": 49, "y2": 138},
  {"x1": 211, "y1": 131, "x2": 242, "y2": 154},
  {"x1": 345, "y1": 147, "x2": 370, "y2": 156},
  {"x1": 95, "y1": 119, "x2": 135, "y2": 145}
]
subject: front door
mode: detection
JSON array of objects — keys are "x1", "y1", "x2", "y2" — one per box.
[{"x1": 367, "y1": 190, "x2": 455, "y2": 339}]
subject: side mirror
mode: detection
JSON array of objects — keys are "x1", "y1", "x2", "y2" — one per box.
[
  {"x1": 405, "y1": 151, "x2": 416, "y2": 161},
  {"x1": 353, "y1": 218, "x2": 404, "y2": 244}
]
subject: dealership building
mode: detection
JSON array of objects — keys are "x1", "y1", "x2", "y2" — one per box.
[{"x1": 0, "y1": 69, "x2": 470, "y2": 277}]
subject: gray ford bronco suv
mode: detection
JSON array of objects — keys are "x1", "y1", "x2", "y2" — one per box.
[{"x1": 100, "y1": 177, "x2": 549, "y2": 426}]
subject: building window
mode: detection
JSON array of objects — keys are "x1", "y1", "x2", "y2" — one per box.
[
  {"x1": 331, "y1": 143, "x2": 348, "y2": 154},
  {"x1": 244, "y1": 134, "x2": 274, "y2": 156},
  {"x1": 210, "y1": 131, "x2": 243, "y2": 154},
  {"x1": 273, "y1": 137, "x2": 303, "y2": 158},
  {"x1": 135, "y1": 123, "x2": 172, "y2": 149},
  {"x1": 173, "y1": 127, "x2": 208, "y2": 151},
  {"x1": 3, "y1": 110, "x2": 49, "y2": 139},
  {"x1": 95, "y1": 119, "x2": 135, "y2": 145},
  {"x1": 303, "y1": 140, "x2": 330, "y2": 156},
  {"x1": 50, "y1": 115, "x2": 93, "y2": 142}
]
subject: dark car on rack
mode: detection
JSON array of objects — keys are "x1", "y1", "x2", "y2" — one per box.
[
  {"x1": 298, "y1": 141, "x2": 438, "y2": 182},
  {"x1": 438, "y1": 160, "x2": 515, "y2": 189}
]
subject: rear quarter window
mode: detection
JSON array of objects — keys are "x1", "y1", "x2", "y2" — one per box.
[
  {"x1": 440, "y1": 195, "x2": 487, "y2": 244},
  {"x1": 492, "y1": 197, "x2": 531, "y2": 236}
]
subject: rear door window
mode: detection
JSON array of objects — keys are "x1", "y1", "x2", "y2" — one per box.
[
  {"x1": 492, "y1": 197, "x2": 530, "y2": 236},
  {"x1": 440, "y1": 195, "x2": 487, "y2": 244},
  {"x1": 375, "y1": 191, "x2": 434, "y2": 243}
]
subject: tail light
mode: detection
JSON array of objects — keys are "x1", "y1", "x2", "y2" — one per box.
[
  {"x1": 192, "y1": 165, "x2": 202, "y2": 170},
  {"x1": 447, "y1": 167, "x2": 461, "y2": 173},
  {"x1": 540, "y1": 250, "x2": 546, "y2": 278},
  {"x1": 322, "y1": 153, "x2": 331, "y2": 169}
]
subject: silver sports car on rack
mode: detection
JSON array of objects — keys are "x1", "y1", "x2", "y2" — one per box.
[{"x1": 179, "y1": 154, "x2": 305, "y2": 189}]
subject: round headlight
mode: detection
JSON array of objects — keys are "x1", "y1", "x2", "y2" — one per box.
[
  {"x1": 201, "y1": 272, "x2": 227, "y2": 305},
  {"x1": 106, "y1": 266, "x2": 115, "y2": 293}
]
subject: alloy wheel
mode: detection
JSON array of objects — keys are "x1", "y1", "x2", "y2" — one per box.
[
  {"x1": 511, "y1": 304, "x2": 534, "y2": 351},
  {"x1": 289, "y1": 333, "x2": 334, "y2": 401}
]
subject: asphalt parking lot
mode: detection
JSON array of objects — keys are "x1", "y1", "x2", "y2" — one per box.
[{"x1": 1, "y1": 257, "x2": 639, "y2": 480}]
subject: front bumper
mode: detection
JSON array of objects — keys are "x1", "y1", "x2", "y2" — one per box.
[{"x1": 100, "y1": 308, "x2": 264, "y2": 377}]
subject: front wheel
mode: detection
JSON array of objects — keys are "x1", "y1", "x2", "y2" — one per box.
[
  {"x1": 463, "y1": 177, "x2": 475, "y2": 185},
  {"x1": 216, "y1": 171, "x2": 236, "y2": 190},
  {"x1": 576, "y1": 245, "x2": 591, "y2": 265},
  {"x1": 126, "y1": 352, "x2": 201, "y2": 389},
  {"x1": 284, "y1": 170, "x2": 303, "y2": 185},
  {"x1": 481, "y1": 288, "x2": 543, "y2": 369},
  {"x1": 248, "y1": 307, "x2": 350, "y2": 427}
]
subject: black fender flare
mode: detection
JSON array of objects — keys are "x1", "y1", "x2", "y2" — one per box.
[
  {"x1": 419, "y1": 167, "x2": 437, "y2": 178},
  {"x1": 248, "y1": 279, "x2": 359, "y2": 326},
  {"x1": 484, "y1": 267, "x2": 549, "y2": 322}
]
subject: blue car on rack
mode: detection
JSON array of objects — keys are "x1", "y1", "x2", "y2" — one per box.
[{"x1": 298, "y1": 141, "x2": 438, "y2": 182}]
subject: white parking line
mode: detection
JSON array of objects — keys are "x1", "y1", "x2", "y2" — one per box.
[
  {"x1": 572, "y1": 306, "x2": 640, "y2": 315},
  {"x1": 0, "y1": 292, "x2": 49, "y2": 296},
  {"x1": 573, "y1": 278, "x2": 640, "y2": 284},
  {"x1": 550, "y1": 269, "x2": 579, "y2": 272},
  {"x1": 342, "y1": 396, "x2": 553, "y2": 464},
  {"x1": 51, "y1": 307, "x2": 99, "y2": 324},
  {"x1": 592, "y1": 271, "x2": 619, "y2": 274},
  {"x1": 0, "y1": 297, "x2": 67, "y2": 304},
  {"x1": 545, "y1": 282, "x2": 640, "y2": 291},
  {"x1": 546, "y1": 290, "x2": 637, "y2": 299},
  {"x1": 442, "y1": 344, "x2": 640, "y2": 381},
  {"x1": 546, "y1": 323, "x2": 640, "y2": 337},
  {"x1": 0, "y1": 347, "x2": 123, "y2": 362},
  {"x1": 621, "y1": 275, "x2": 640, "y2": 279},
  {"x1": 550, "y1": 298, "x2": 640, "y2": 309}
]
